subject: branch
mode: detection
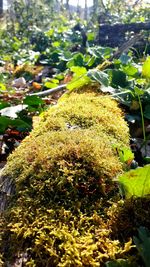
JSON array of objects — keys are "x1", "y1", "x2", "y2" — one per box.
[
  {"x1": 28, "y1": 84, "x2": 67, "y2": 97},
  {"x1": 133, "y1": 0, "x2": 141, "y2": 8},
  {"x1": 111, "y1": 33, "x2": 143, "y2": 59}
]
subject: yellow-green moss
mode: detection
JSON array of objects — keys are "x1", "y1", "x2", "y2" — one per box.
[
  {"x1": 33, "y1": 93, "x2": 129, "y2": 146},
  {"x1": 1, "y1": 92, "x2": 132, "y2": 266}
]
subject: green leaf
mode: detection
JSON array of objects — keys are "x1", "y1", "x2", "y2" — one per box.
[
  {"x1": 0, "y1": 116, "x2": 12, "y2": 133},
  {"x1": 11, "y1": 118, "x2": 31, "y2": 131},
  {"x1": 67, "y1": 75, "x2": 90, "y2": 91},
  {"x1": 70, "y1": 66, "x2": 87, "y2": 76},
  {"x1": 134, "y1": 227, "x2": 150, "y2": 267},
  {"x1": 0, "y1": 101, "x2": 10, "y2": 110},
  {"x1": 87, "y1": 32, "x2": 95, "y2": 42},
  {"x1": 66, "y1": 66, "x2": 90, "y2": 91},
  {"x1": 111, "y1": 70, "x2": 127, "y2": 88},
  {"x1": 23, "y1": 96, "x2": 44, "y2": 106},
  {"x1": 116, "y1": 147, "x2": 134, "y2": 164},
  {"x1": 0, "y1": 83, "x2": 6, "y2": 91},
  {"x1": 52, "y1": 41, "x2": 60, "y2": 47},
  {"x1": 135, "y1": 78, "x2": 147, "y2": 85},
  {"x1": 142, "y1": 56, "x2": 150, "y2": 79},
  {"x1": 123, "y1": 65, "x2": 138, "y2": 76},
  {"x1": 106, "y1": 259, "x2": 132, "y2": 267},
  {"x1": 86, "y1": 56, "x2": 96, "y2": 67},
  {"x1": 44, "y1": 82, "x2": 58, "y2": 89},
  {"x1": 119, "y1": 165, "x2": 150, "y2": 198},
  {"x1": 119, "y1": 54, "x2": 131, "y2": 65},
  {"x1": 88, "y1": 70, "x2": 109, "y2": 87},
  {"x1": 134, "y1": 87, "x2": 144, "y2": 96},
  {"x1": 144, "y1": 105, "x2": 150, "y2": 119}
]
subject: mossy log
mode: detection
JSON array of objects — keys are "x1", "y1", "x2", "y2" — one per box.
[
  {"x1": 98, "y1": 22, "x2": 150, "y2": 48},
  {"x1": 0, "y1": 92, "x2": 133, "y2": 266}
]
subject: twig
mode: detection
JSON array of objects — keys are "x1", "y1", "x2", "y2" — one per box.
[{"x1": 28, "y1": 84, "x2": 67, "y2": 97}]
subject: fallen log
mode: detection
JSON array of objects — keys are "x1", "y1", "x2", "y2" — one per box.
[
  {"x1": 0, "y1": 91, "x2": 130, "y2": 266},
  {"x1": 98, "y1": 22, "x2": 150, "y2": 47}
]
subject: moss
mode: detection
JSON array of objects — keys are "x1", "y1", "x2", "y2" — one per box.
[
  {"x1": 1, "y1": 92, "x2": 132, "y2": 266},
  {"x1": 33, "y1": 93, "x2": 129, "y2": 146}
]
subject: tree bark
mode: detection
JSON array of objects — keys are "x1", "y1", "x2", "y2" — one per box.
[
  {"x1": 84, "y1": 0, "x2": 88, "y2": 20},
  {"x1": 0, "y1": 0, "x2": 3, "y2": 16},
  {"x1": 99, "y1": 22, "x2": 150, "y2": 47}
]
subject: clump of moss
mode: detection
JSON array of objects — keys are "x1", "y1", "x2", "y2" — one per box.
[
  {"x1": 34, "y1": 93, "x2": 129, "y2": 146},
  {"x1": 1, "y1": 92, "x2": 132, "y2": 266},
  {"x1": 13, "y1": 63, "x2": 43, "y2": 79}
]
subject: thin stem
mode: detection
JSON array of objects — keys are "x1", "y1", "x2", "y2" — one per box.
[{"x1": 137, "y1": 93, "x2": 146, "y2": 142}]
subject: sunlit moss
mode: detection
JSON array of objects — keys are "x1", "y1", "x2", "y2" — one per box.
[{"x1": 1, "y1": 92, "x2": 132, "y2": 266}]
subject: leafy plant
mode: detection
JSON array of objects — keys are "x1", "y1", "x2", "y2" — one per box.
[
  {"x1": 119, "y1": 165, "x2": 150, "y2": 198},
  {"x1": 105, "y1": 259, "x2": 133, "y2": 267},
  {"x1": 134, "y1": 227, "x2": 150, "y2": 267}
]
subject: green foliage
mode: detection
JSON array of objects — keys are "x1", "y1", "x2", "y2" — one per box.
[
  {"x1": 119, "y1": 165, "x2": 150, "y2": 198},
  {"x1": 142, "y1": 56, "x2": 150, "y2": 79},
  {"x1": 0, "y1": 116, "x2": 31, "y2": 133},
  {"x1": 134, "y1": 227, "x2": 150, "y2": 267},
  {"x1": 0, "y1": 3, "x2": 150, "y2": 266},
  {"x1": 66, "y1": 66, "x2": 91, "y2": 91},
  {"x1": 106, "y1": 259, "x2": 134, "y2": 267},
  {"x1": 88, "y1": 69, "x2": 109, "y2": 87}
]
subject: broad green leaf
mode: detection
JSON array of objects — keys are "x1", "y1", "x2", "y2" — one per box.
[
  {"x1": 86, "y1": 56, "x2": 96, "y2": 67},
  {"x1": 134, "y1": 227, "x2": 150, "y2": 267},
  {"x1": 0, "y1": 116, "x2": 31, "y2": 133},
  {"x1": 66, "y1": 54, "x2": 84, "y2": 68},
  {"x1": 144, "y1": 157, "x2": 150, "y2": 164},
  {"x1": 50, "y1": 79, "x2": 59, "y2": 84},
  {"x1": 144, "y1": 105, "x2": 150, "y2": 119},
  {"x1": 70, "y1": 66, "x2": 87, "y2": 75},
  {"x1": 67, "y1": 75, "x2": 90, "y2": 91},
  {"x1": 52, "y1": 41, "x2": 60, "y2": 47},
  {"x1": 88, "y1": 69, "x2": 109, "y2": 87},
  {"x1": 0, "y1": 101, "x2": 10, "y2": 110},
  {"x1": 142, "y1": 56, "x2": 150, "y2": 79},
  {"x1": 111, "y1": 70, "x2": 127, "y2": 88},
  {"x1": 0, "y1": 116, "x2": 12, "y2": 133},
  {"x1": 119, "y1": 54, "x2": 131, "y2": 65},
  {"x1": 11, "y1": 118, "x2": 31, "y2": 131},
  {"x1": 44, "y1": 81, "x2": 58, "y2": 89},
  {"x1": 135, "y1": 78, "x2": 147, "y2": 85},
  {"x1": 119, "y1": 165, "x2": 150, "y2": 198},
  {"x1": 24, "y1": 96, "x2": 44, "y2": 106},
  {"x1": 134, "y1": 87, "x2": 144, "y2": 96},
  {"x1": 0, "y1": 83, "x2": 6, "y2": 91},
  {"x1": 87, "y1": 32, "x2": 95, "y2": 42},
  {"x1": 123, "y1": 65, "x2": 138, "y2": 76},
  {"x1": 117, "y1": 147, "x2": 134, "y2": 163}
]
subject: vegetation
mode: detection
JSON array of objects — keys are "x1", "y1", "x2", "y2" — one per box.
[
  {"x1": 1, "y1": 92, "x2": 131, "y2": 266},
  {"x1": 0, "y1": 0, "x2": 150, "y2": 266}
]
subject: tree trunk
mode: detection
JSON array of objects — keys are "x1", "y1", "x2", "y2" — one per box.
[
  {"x1": 93, "y1": 0, "x2": 98, "y2": 15},
  {"x1": 77, "y1": 1, "x2": 81, "y2": 17},
  {"x1": 84, "y1": 0, "x2": 88, "y2": 20},
  {"x1": 0, "y1": 0, "x2": 3, "y2": 16},
  {"x1": 66, "y1": 0, "x2": 71, "y2": 18}
]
